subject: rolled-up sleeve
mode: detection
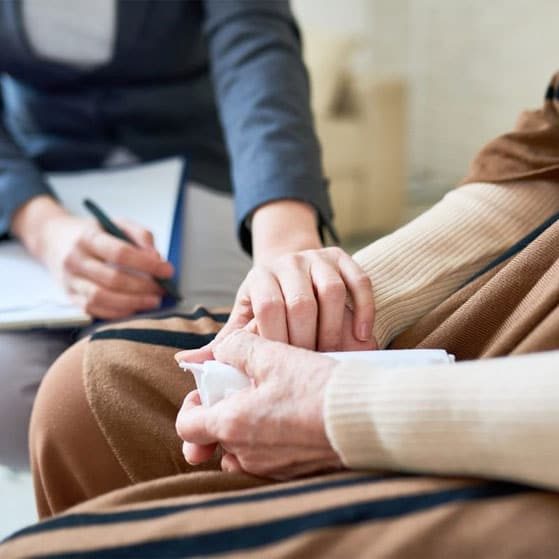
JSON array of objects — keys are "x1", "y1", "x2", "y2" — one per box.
[
  {"x1": 202, "y1": 0, "x2": 335, "y2": 253},
  {"x1": 0, "y1": 82, "x2": 52, "y2": 237}
]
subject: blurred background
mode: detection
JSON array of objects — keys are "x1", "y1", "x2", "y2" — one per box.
[
  {"x1": 292, "y1": 0, "x2": 559, "y2": 247},
  {"x1": 2, "y1": 0, "x2": 559, "y2": 539}
]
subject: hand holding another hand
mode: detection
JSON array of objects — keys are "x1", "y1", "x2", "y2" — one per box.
[
  {"x1": 181, "y1": 245, "x2": 377, "y2": 366},
  {"x1": 176, "y1": 330, "x2": 343, "y2": 480}
]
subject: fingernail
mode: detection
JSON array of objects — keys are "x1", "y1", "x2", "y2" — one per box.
[
  {"x1": 358, "y1": 322, "x2": 371, "y2": 341},
  {"x1": 161, "y1": 262, "x2": 174, "y2": 277}
]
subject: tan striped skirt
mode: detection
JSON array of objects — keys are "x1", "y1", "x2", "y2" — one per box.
[{"x1": 2, "y1": 216, "x2": 558, "y2": 558}]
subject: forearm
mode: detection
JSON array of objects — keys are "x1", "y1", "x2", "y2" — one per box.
[
  {"x1": 251, "y1": 199, "x2": 321, "y2": 264},
  {"x1": 10, "y1": 194, "x2": 68, "y2": 260},
  {"x1": 354, "y1": 181, "x2": 559, "y2": 347},
  {"x1": 204, "y1": 0, "x2": 333, "y2": 254},
  {"x1": 325, "y1": 350, "x2": 559, "y2": 490},
  {"x1": 0, "y1": 118, "x2": 54, "y2": 237}
]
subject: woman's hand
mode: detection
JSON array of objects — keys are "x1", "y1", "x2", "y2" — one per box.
[
  {"x1": 176, "y1": 245, "x2": 377, "y2": 366},
  {"x1": 233, "y1": 246, "x2": 376, "y2": 350},
  {"x1": 241, "y1": 200, "x2": 376, "y2": 350},
  {"x1": 11, "y1": 195, "x2": 173, "y2": 319},
  {"x1": 176, "y1": 329, "x2": 343, "y2": 480}
]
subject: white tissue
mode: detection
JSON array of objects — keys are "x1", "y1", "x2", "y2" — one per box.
[
  {"x1": 179, "y1": 349, "x2": 454, "y2": 407},
  {"x1": 181, "y1": 360, "x2": 251, "y2": 407}
]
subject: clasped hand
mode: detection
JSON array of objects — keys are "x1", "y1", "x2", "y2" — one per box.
[
  {"x1": 176, "y1": 246, "x2": 376, "y2": 479},
  {"x1": 176, "y1": 329, "x2": 344, "y2": 480}
]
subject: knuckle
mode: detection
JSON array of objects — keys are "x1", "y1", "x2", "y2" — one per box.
[
  {"x1": 175, "y1": 415, "x2": 187, "y2": 440},
  {"x1": 238, "y1": 456, "x2": 258, "y2": 475},
  {"x1": 75, "y1": 233, "x2": 89, "y2": 251},
  {"x1": 224, "y1": 329, "x2": 247, "y2": 346},
  {"x1": 254, "y1": 297, "x2": 282, "y2": 319},
  {"x1": 105, "y1": 268, "x2": 122, "y2": 289},
  {"x1": 318, "y1": 279, "x2": 346, "y2": 299},
  {"x1": 233, "y1": 302, "x2": 254, "y2": 325},
  {"x1": 112, "y1": 245, "x2": 129, "y2": 264},
  {"x1": 140, "y1": 230, "x2": 153, "y2": 244},
  {"x1": 218, "y1": 421, "x2": 237, "y2": 443},
  {"x1": 319, "y1": 342, "x2": 339, "y2": 353},
  {"x1": 83, "y1": 300, "x2": 96, "y2": 314},
  {"x1": 142, "y1": 294, "x2": 160, "y2": 308},
  {"x1": 80, "y1": 225, "x2": 99, "y2": 247},
  {"x1": 325, "y1": 246, "x2": 344, "y2": 259},
  {"x1": 355, "y1": 274, "x2": 373, "y2": 290},
  {"x1": 245, "y1": 267, "x2": 258, "y2": 283},
  {"x1": 279, "y1": 253, "x2": 302, "y2": 269},
  {"x1": 88, "y1": 286, "x2": 104, "y2": 306},
  {"x1": 286, "y1": 293, "x2": 316, "y2": 315},
  {"x1": 61, "y1": 251, "x2": 77, "y2": 273},
  {"x1": 218, "y1": 408, "x2": 245, "y2": 443},
  {"x1": 360, "y1": 300, "x2": 375, "y2": 313}
]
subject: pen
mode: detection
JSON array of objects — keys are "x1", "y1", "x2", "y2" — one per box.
[{"x1": 83, "y1": 198, "x2": 182, "y2": 301}]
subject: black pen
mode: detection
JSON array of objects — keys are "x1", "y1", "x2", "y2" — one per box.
[{"x1": 83, "y1": 198, "x2": 182, "y2": 301}]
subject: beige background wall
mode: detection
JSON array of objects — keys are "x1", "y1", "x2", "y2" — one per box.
[
  {"x1": 292, "y1": 0, "x2": 559, "y2": 200},
  {"x1": 407, "y1": 1, "x2": 559, "y2": 197}
]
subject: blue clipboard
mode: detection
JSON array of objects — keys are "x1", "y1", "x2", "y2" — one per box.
[{"x1": 160, "y1": 158, "x2": 188, "y2": 309}]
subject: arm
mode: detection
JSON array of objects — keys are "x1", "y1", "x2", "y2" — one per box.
[
  {"x1": 177, "y1": 330, "x2": 559, "y2": 490},
  {"x1": 197, "y1": 1, "x2": 373, "y2": 351},
  {"x1": 354, "y1": 180, "x2": 559, "y2": 347},
  {"x1": 202, "y1": 0, "x2": 333, "y2": 257},
  {"x1": 0, "y1": 87, "x2": 54, "y2": 238},
  {"x1": 177, "y1": 180, "x2": 559, "y2": 488},
  {"x1": 3, "y1": 110, "x2": 173, "y2": 319},
  {"x1": 325, "y1": 350, "x2": 559, "y2": 491}
]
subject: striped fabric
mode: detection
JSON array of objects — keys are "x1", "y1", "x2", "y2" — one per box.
[
  {"x1": 4, "y1": 290, "x2": 559, "y2": 557},
  {"x1": 4, "y1": 210, "x2": 559, "y2": 556},
  {"x1": 4, "y1": 470, "x2": 559, "y2": 558}
]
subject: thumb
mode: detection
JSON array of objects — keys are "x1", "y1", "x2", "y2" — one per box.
[
  {"x1": 175, "y1": 341, "x2": 215, "y2": 365},
  {"x1": 175, "y1": 279, "x2": 255, "y2": 366},
  {"x1": 212, "y1": 329, "x2": 280, "y2": 384}
]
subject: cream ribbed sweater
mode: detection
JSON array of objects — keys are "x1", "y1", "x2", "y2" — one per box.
[{"x1": 325, "y1": 181, "x2": 559, "y2": 490}]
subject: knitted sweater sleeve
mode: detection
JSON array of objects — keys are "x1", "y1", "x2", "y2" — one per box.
[
  {"x1": 353, "y1": 181, "x2": 559, "y2": 348},
  {"x1": 324, "y1": 181, "x2": 559, "y2": 489}
]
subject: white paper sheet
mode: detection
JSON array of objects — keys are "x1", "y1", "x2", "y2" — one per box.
[{"x1": 0, "y1": 157, "x2": 183, "y2": 330}]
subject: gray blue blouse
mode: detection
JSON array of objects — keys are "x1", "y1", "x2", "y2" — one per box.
[{"x1": 0, "y1": 0, "x2": 334, "y2": 252}]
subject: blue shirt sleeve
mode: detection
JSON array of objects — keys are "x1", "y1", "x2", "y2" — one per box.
[
  {"x1": 202, "y1": 0, "x2": 336, "y2": 253},
  {"x1": 0, "y1": 80, "x2": 53, "y2": 237}
]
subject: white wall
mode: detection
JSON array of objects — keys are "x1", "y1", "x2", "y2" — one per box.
[
  {"x1": 408, "y1": 0, "x2": 559, "y2": 196},
  {"x1": 291, "y1": 0, "x2": 373, "y2": 36},
  {"x1": 292, "y1": 0, "x2": 559, "y2": 199}
]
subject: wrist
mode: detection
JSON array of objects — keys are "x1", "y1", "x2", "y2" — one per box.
[
  {"x1": 251, "y1": 199, "x2": 322, "y2": 264},
  {"x1": 10, "y1": 195, "x2": 68, "y2": 260}
]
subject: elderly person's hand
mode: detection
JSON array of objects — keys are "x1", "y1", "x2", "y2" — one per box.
[{"x1": 175, "y1": 330, "x2": 344, "y2": 480}]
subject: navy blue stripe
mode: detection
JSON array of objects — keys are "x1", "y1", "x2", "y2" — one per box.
[
  {"x1": 463, "y1": 211, "x2": 559, "y2": 287},
  {"x1": 92, "y1": 308, "x2": 228, "y2": 331},
  {"x1": 90, "y1": 328, "x2": 217, "y2": 349},
  {"x1": 5, "y1": 474, "x2": 390, "y2": 542},
  {"x1": 152, "y1": 307, "x2": 229, "y2": 323},
  {"x1": 35, "y1": 482, "x2": 528, "y2": 559}
]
